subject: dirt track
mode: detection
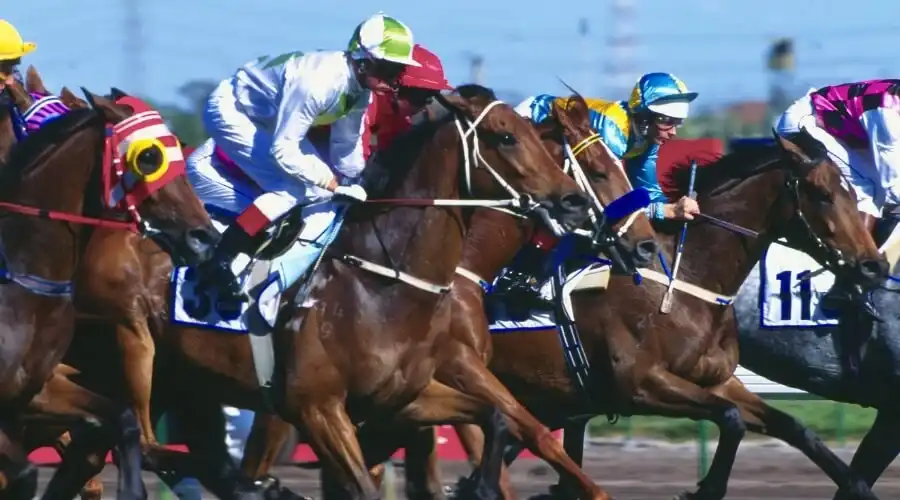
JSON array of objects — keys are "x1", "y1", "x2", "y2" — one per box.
[{"x1": 36, "y1": 440, "x2": 900, "y2": 499}]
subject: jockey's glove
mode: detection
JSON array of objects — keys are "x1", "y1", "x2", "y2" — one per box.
[{"x1": 333, "y1": 184, "x2": 368, "y2": 203}]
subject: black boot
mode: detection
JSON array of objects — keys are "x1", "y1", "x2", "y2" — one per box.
[{"x1": 191, "y1": 224, "x2": 251, "y2": 318}]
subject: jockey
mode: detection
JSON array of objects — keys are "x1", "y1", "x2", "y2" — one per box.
[
  {"x1": 775, "y1": 80, "x2": 900, "y2": 238},
  {"x1": 363, "y1": 44, "x2": 453, "y2": 159},
  {"x1": 775, "y1": 80, "x2": 900, "y2": 311},
  {"x1": 496, "y1": 72, "x2": 700, "y2": 308},
  {"x1": 0, "y1": 19, "x2": 33, "y2": 90},
  {"x1": 186, "y1": 15, "x2": 436, "y2": 312}
]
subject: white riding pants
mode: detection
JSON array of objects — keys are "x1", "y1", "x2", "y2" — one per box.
[{"x1": 186, "y1": 140, "x2": 344, "y2": 292}]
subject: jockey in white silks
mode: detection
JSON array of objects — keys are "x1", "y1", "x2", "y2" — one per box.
[{"x1": 185, "y1": 13, "x2": 422, "y2": 314}]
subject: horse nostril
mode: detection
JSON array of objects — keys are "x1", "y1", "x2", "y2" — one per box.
[
  {"x1": 187, "y1": 227, "x2": 220, "y2": 248},
  {"x1": 859, "y1": 259, "x2": 886, "y2": 280},
  {"x1": 635, "y1": 239, "x2": 658, "y2": 263},
  {"x1": 561, "y1": 192, "x2": 589, "y2": 211}
]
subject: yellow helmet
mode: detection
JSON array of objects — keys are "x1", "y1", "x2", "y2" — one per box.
[{"x1": 0, "y1": 20, "x2": 35, "y2": 61}]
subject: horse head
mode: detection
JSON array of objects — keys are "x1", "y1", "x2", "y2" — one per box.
[
  {"x1": 80, "y1": 89, "x2": 218, "y2": 265},
  {"x1": 774, "y1": 129, "x2": 887, "y2": 289},
  {"x1": 437, "y1": 85, "x2": 589, "y2": 234},
  {"x1": 549, "y1": 93, "x2": 659, "y2": 270}
]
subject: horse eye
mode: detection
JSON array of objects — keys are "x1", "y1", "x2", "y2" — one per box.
[
  {"x1": 137, "y1": 145, "x2": 163, "y2": 174},
  {"x1": 588, "y1": 171, "x2": 609, "y2": 182},
  {"x1": 498, "y1": 133, "x2": 517, "y2": 146}
]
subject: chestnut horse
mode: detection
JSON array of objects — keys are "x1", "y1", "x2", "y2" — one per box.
[
  {"x1": 0, "y1": 85, "x2": 216, "y2": 499},
  {"x1": 40, "y1": 87, "x2": 601, "y2": 499},
  {"x1": 233, "y1": 88, "x2": 662, "y2": 500},
  {"x1": 49, "y1": 84, "x2": 660, "y2": 499}
]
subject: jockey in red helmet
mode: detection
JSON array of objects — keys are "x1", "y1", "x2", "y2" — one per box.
[{"x1": 363, "y1": 44, "x2": 453, "y2": 159}]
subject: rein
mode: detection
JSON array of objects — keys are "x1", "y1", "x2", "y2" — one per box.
[{"x1": 360, "y1": 101, "x2": 542, "y2": 220}]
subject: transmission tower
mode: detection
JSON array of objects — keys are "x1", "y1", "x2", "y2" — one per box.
[
  {"x1": 604, "y1": 0, "x2": 638, "y2": 98},
  {"x1": 123, "y1": 0, "x2": 146, "y2": 95}
]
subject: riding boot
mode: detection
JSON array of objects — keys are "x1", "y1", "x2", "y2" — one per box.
[{"x1": 194, "y1": 224, "x2": 251, "y2": 306}]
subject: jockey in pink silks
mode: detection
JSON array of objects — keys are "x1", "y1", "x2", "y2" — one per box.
[{"x1": 774, "y1": 80, "x2": 900, "y2": 309}]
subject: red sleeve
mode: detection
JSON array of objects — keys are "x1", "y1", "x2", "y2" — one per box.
[{"x1": 362, "y1": 96, "x2": 377, "y2": 161}]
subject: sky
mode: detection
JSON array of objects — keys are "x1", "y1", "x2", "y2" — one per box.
[{"x1": 6, "y1": 0, "x2": 900, "y2": 111}]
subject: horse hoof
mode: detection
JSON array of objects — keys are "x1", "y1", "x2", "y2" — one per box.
[{"x1": 838, "y1": 482, "x2": 878, "y2": 500}]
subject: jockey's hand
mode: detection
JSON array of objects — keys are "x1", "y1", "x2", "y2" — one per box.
[
  {"x1": 333, "y1": 184, "x2": 368, "y2": 203},
  {"x1": 665, "y1": 196, "x2": 700, "y2": 221}
]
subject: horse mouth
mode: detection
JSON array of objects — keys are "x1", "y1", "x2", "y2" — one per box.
[{"x1": 535, "y1": 193, "x2": 591, "y2": 236}]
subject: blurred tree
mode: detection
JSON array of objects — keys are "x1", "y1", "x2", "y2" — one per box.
[{"x1": 146, "y1": 79, "x2": 216, "y2": 147}]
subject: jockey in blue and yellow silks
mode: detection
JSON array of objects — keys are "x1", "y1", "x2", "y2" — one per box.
[
  {"x1": 494, "y1": 73, "x2": 700, "y2": 316},
  {"x1": 515, "y1": 72, "x2": 700, "y2": 221}
]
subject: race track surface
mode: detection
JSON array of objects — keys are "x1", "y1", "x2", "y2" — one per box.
[{"x1": 36, "y1": 440, "x2": 900, "y2": 499}]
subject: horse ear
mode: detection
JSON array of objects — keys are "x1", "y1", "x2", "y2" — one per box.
[
  {"x1": 6, "y1": 79, "x2": 33, "y2": 113},
  {"x1": 774, "y1": 129, "x2": 813, "y2": 165},
  {"x1": 437, "y1": 93, "x2": 480, "y2": 121},
  {"x1": 552, "y1": 97, "x2": 576, "y2": 130},
  {"x1": 109, "y1": 87, "x2": 129, "y2": 100},
  {"x1": 25, "y1": 65, "x2": 48, "y2": 95},
  {"x1": 60, "y1": 87, "x2": 88, "y2": 109},
  {"x1": 82, "y1": 88, "x2": 123, "y2": 120}
]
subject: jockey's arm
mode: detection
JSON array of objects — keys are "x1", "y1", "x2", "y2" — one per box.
[
  {"x1": 862, "y1": 107, "x2": 900, "y2": 217},
  {"x1": 269, "y1": 73, "x2": 339, "y2": 192},
  {"x1": 328, "y1": 98, "x2": 368, "y2": 182},
  {"x1": 625, "y1": 144, "x2": 670, "y2": 220}
]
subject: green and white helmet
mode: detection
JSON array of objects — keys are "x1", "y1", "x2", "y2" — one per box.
[{"x1": 348, "y1": 13, "x2": 421, "y2": 67}]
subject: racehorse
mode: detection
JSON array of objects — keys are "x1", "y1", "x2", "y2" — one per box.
[
  {"x1": 232, "y1": 87, "x2": 662, "y2": 500},
  {"x1": 391, "y1": 131, "x2": 890, "y2": 500},
  {"x1": 35, "y1": 85, "x2": 603, "y2": 499},
  {"x1": 729, "y1": 237, "x2": 900, "y2": 500},
  {"x1": 0, "y1": 83, "x2": 217, "y2": 499}
]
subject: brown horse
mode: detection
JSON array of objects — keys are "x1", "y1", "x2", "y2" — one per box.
[
  {"x1": 390, "y1": 131, "x2": 889, "y2": 500},
  {"x1": 0, "y1": 86, "x2": 216, "y2": 499},
  {"x1": 41, "y1": 86, "x2": 600, "y2": 499},
  {"x1": 233, "y1": 88, "x2": 661, "y2": 500}
]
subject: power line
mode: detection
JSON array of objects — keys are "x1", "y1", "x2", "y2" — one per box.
[{"x1": 122, "y1": 0, "x2": 145, "y2": 95}]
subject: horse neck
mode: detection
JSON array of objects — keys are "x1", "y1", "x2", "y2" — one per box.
[
  {"x1": 345, "y1": 123, "x2": 467, "y2": 286},
  {"x1": 0, "y1": 124, "x2": 101, "y2": 281},
  {"x1": 459, "y1": 209, "x2": 532, "y2": 280},
  {"x1": 672, "y1": 168, "x2": 785, "y2": 296},
  {"x1": 456, "y1": 134, "x2": 563, "y2": 282}
]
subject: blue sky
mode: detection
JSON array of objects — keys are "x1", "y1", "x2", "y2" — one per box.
[{"x1": 6, "y1": 0, "x2": 899, "y2": 110}]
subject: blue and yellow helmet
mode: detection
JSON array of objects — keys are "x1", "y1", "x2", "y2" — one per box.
[{"x1": 627, "y1": 72, "x2": 698, "y2": 120}]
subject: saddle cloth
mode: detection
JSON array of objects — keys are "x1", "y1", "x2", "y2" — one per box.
[
  {"x1": 170, "y1": 214, "x2": 283, "y2": 334},
  {"x1": 759, "y1": 241, "x2": 839, "y2": 328},
  {"x1": 487, "y1": 264, "x2": 610, "y2": 332},
  {"x1": 170, "y1": 260, "x2": 281, "y2": 334}
]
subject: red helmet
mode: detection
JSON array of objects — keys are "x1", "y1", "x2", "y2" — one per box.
[{"x1": 398, "y1": 44, "x2": 453, "y2": 92}]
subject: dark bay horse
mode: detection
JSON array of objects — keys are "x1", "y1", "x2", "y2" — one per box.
[
  {"x1": 0, "y1": 87, "x2": 216, "y2": 499},
  {"x1": 40, "y1": 87, "x2": 598, "y2": 499},
  {"x1": 394, "y1": 131, "x2": 890, "y2": 500}
]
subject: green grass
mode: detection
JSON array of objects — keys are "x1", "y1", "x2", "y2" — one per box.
[{"x1": 588, "y1": 400, "x2": 878, "y2": 442}]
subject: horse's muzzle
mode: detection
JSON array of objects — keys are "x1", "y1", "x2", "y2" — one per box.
[
  {"x1": 631, "y1": 239, "x2": 658, "y2": 267},
  {"x1": 182, "y1": 226, "x2": 220, "y2": 265},
  {"x1": 857, "y1": 257, "x2": 889, "y2": 288},
  {"x1": 541, "y1": 192, "x2": 590, "y2": 232}
]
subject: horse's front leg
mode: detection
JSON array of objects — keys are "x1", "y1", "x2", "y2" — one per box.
[
  {"x1": 629, "y1": 367, "x2": 747, "y2": 500},
  {"x1": 115, "y1": 319, "x2": 158, "y2": 449},
  {"x1": 833, "y1": 408, "x2": 900, "y2": 499},
  {"x1": 712, "y1": 375, "x2": 876, "y2": 500}
]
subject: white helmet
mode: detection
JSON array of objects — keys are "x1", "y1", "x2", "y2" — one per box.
[{"x1": 348, "y1": 13, "x2": 421, "y2": 67}]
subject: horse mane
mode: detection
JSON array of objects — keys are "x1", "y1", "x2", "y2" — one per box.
[
  {"x1": 1, "y1": 108, "x2": 98, "y2": 189},
  {"x1": 663, "y1": 142, "x2": 782, "y2": 199},
  {"x1": 368, "y1": 83, "x2": 501, "y2": 199}
]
